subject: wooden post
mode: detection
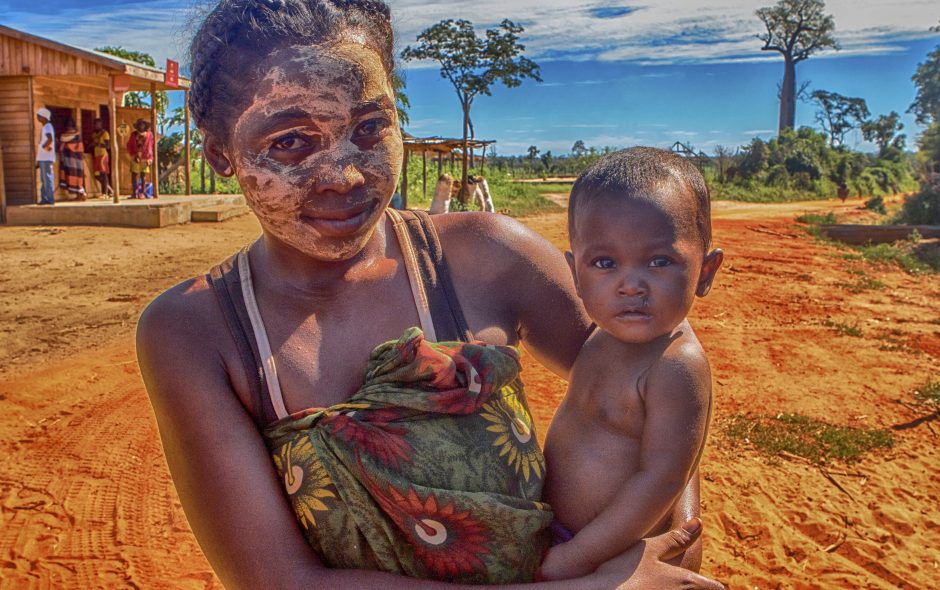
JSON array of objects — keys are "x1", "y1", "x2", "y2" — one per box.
[
  {"x1": 480, "y1": 145, "x2": 486, "y2": 175},
  {"x1": 400, "y1": 149, "x2": 409, "y2": 209},
  {"x1": 27, "y1": 77, "x2": 37, "y2": 203},
  {"x1": 437, "y1": 152, "x2": 443, "y2": 177},
  {"x1": 109, "y1": 75, "x2": 120, "y2": 202},
  {"x1": 449, "y1": 151, "x2": 455, "y2": 175},
  {"x1": 150, "y1": 82, "x2": 159, "y2": 198},
  {"x1": 184, "y1": 89, "x2": 191, "y2": 195},
  {"x1": 422, "y1": 150, "x2": 427, "y2": 199}
]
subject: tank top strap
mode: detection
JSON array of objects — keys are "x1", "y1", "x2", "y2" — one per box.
[
  {"x1": 387, "y1": 208, "x2": 438, "y2": 341},
  {"x1": 206, "y1": 250, "x2": 280, "y2": 429},
  {"x1": 389, "y1": 209, "x2": 474, "y2": 343}
]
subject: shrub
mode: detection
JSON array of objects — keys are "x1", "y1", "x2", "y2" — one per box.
[
  {"x1": 864, "y1": 195, "x2": 887, "y2": 214},
  {"x1": 896, "y1": 174, "x2": 940, "y2": 225}
]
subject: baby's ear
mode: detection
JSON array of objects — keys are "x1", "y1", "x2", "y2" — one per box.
[
  {"x1": 696, "y1": 248, "x2": 723, "y2": 297},
  {"x1": 564, "y1": 251, "x2": 581, "y2": 297}
]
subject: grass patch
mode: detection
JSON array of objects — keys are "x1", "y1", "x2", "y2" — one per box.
[
  {"x1": 404, "y1": 171, "x2": 562, "y2": 218},
  {"x1": 853, "y1": 242, "x2": 934, "y2": 274},
  {"x1": 725, "y1": 413, "x2": 894, "y2": 464},
  {"x1": 531, "y1": 182, "x2": 574, "y2": 194},
  {"x1": 835, "y1": 274, "x2": 886, "y2": 293},
  {"x1": 913, "y1": 379, "x2": 940, "y2": 407},
  {"x1": 711, "y1": 184, "x2": 834, "y2": 203},
  {"x1": 796, "y1": 210, "x2": 938, "y2": 274},
  {"x1": 822, "y1": 319, "x2": 864, "y2": 337},
  {"x1": 796, "y1": 212, "x2": 838, "y2": 225}
]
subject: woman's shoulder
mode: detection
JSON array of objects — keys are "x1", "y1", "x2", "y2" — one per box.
[
  {"x1": 430, "y1": 212, "x2": 559, "y2": 277},
  {"x1": 137, "y1": 273, "x2": 227, "y2": 360}
]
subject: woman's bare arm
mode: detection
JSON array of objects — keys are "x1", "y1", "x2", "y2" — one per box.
[{"x1": 139, "y1": 278, "x2": 721, "y2": 589}]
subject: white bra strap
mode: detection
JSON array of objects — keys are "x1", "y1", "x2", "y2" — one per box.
[
  {"x1": 237, "y1": 250, "x2": 289, "y2": 420},
  {"x1": 386, "y1": 209, "x2": 438, "y2": 341}
]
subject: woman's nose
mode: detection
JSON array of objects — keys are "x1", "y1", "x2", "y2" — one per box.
[{"x1": 314, "y1": 162, "x2": 365, "y2": 195}]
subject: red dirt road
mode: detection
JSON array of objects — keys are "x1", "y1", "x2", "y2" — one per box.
[{"x1": 1, "y1": 197, "x2": 938, "y2": 588}]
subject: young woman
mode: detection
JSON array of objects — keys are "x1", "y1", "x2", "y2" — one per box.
[{"x1": 137, "y1": 1, "x2": 723, "y2": 588}]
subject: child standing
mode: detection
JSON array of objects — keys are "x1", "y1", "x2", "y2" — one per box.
[{"x1": 540, "y1": 146, "x2": 723, "y2": 580}]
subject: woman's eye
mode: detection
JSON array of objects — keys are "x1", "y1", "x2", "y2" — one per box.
[
  {"x1": 591, "y1": 257, "x2": 616, "y2": 269},
  {"x1": 649, "y1": 257, "x2": 672, "y2": 268},
  {"x1": 271, "y1": 134, "x2": 315, "y2": 151},
  {"x1": 353, "y1": 118, "x2": 389, "y2": 139}
]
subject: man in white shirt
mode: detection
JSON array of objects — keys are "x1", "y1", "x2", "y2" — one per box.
[{"x1": 35, "y1": 107, "x2": 56, "y2": 205}]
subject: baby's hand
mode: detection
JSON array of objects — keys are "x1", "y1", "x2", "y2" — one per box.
[{"x1": 538, "y1": 542, "x2": 597, "y2": 581}]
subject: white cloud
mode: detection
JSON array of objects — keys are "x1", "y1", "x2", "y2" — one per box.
[{"x1": 390, "y1": 0, "x2": 937, "y2": 66}]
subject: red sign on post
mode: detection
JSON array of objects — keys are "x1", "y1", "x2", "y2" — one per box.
[{"x1": 165, "y1": 59, "x2": 179, "y2": 88}]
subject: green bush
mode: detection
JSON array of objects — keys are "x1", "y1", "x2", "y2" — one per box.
[
  {"x1": 896, "y1": 175, "x2": 940, "y2": 225},
  {"x1": 864, "y1": 195, "x2": 887, "y2": 214}
]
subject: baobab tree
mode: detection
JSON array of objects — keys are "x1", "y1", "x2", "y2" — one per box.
[{"x1": 757, "y1": 0, "x2": 838, "y2": 132}]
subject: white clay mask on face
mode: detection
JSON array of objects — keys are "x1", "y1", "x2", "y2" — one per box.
[{"x1": 230, "y1": 41, "x2": 403, "y2": 261}]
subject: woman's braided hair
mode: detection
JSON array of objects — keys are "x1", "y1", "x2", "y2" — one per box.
[{"x1": 189, "y1": 0, "x2": 393, "y2": 141}]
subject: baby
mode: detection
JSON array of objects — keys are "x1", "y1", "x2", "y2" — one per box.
[{"x1": 540, "y1": 147, "x2": 723, "y2": 580}]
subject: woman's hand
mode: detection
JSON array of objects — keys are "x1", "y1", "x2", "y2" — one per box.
[{"x1": 593, "y1": 519, "x2": 725, "y2": 590}]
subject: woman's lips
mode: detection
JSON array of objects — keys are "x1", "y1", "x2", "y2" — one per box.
[{"x1": 300, "y1": 200, "x2": 377, "y2": 237}]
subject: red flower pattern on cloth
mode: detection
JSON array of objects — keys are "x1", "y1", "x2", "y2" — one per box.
[
  {"x1": 320, "y1": 409, "x2": 414, "y2": 469},
  {"x1": 365, "y1": 474, "x2": 492, "y2": 578}
]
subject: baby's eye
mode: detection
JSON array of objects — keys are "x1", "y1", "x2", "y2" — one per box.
[
  {"x1": 648, "y1": 256, "x2": 672, "y2": 268},
  {"x1": 591, "y1": 257, "x2": 616, "y2": 269},
  {"x1": 353, "y1": 118, "x2": 389, "y2": 139},
  {"x1": 271, "y1": 133, "x2": 317, "y2": 152}
]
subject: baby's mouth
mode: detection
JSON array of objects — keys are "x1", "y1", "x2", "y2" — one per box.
[{"x1": 616, "y1": 306, "x2": 651, "y2": 321}]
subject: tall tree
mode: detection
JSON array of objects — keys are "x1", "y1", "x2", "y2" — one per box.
[
  {"x1": 571, "y1": 140, "x2": 587, "y2": 157},
  {"x1": 861, "y1": 112, "x2": 905, "y2": 154},
  {"x1": 96, "y1": 46, "x2": 168, "y2": 120},
  {"x1": 910, "y1": 45, "x2": 940, "y2": 126},
  {"x1": 402, "y1": 19, "x2": 541, "y2": 200},
  {"x1": 756, "y1": 0, "x2": 838, "y2": 133},
  {"x1": 811, "y1": 90, "x2": 869, "y2": 147}
]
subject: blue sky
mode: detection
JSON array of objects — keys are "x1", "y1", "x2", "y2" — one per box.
[{"x1": 2, "y1": 0, "x2": 938, "y2": 155}]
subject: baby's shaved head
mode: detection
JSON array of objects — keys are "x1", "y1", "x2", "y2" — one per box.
[{"x1": 568, "y1": 147, "x2": 712, "y2": 252}]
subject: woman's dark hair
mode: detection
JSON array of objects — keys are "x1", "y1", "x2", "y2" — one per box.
[{"x1": 189, "y1": 0, "x2": 394, "y2": 140}]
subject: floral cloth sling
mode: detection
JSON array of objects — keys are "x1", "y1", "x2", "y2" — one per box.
[
  {"x1": 207, "y1": 210, "x2": 551, "y2": 583},
  {"x1": 264, "y1": 327, "x2": 551, "y2": 583}
]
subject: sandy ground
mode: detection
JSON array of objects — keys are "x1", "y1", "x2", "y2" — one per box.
[{"x1": 1, "y1": 196, "x2": 938, "y2": 588}]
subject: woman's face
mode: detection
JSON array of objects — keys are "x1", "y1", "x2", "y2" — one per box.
[{"x1": 228, "y1": 40, "x2": 402, "y2": 261}]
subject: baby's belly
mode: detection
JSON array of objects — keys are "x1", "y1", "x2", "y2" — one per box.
[{"x1": 543, "y1": 430, "x2": 641, "y2": 532}]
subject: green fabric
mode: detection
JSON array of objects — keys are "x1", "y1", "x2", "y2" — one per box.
[{"x1": 264, "y1": 327, "x2": 552, "y2": 583}]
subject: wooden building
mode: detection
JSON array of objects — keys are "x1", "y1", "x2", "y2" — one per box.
[{"x1": 0, "y1": 25, "x2": 191, "y2": 219}]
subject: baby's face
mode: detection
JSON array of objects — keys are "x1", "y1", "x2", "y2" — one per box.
[{"x1": 568, "y1": 194, "x2": 718, "y2": 344}]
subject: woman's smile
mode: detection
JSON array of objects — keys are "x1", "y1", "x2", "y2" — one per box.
[{"x1": 299, "y1": 198, "x2": 379, "y2": 237}]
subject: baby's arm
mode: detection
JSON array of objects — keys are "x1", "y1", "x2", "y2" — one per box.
[{"x1": 540, "y1": 349, "x2": 712, "y2": 581}]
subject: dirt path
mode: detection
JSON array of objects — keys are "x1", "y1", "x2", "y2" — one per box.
[{"x1": 1, "y1": 198, "x2": 938, "y2": 588}]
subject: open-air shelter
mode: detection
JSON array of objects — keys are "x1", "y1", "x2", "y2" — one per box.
[
  {"x1": 0, "y1": 24, "x2": 192, "y2": 222},
  {"x1": 400, "y1": 134, "x2": 495, "y2": 207}
]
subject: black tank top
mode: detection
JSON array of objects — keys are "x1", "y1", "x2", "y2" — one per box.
[{"x1": 206, "y1": 209, "x2": 473, "y2": 429}]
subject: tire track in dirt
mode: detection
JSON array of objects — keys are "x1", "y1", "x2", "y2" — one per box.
[{"x1": 0, "y1": 339, "x2": 218, "y2": 589}]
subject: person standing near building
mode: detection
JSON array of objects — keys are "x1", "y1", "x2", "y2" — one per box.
[
  {"x1": 35, "y1": 108, "x2": 56, "y2": 205},
  {"x1": 58, "y1": 120, "x2": 87, "y2": 201},
  {"x1": 92, "y1": 118, "x2": 113, "y2": 197},
  {"x1": 127, "y1": 118, "x2": 154, "y2": 198}
]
